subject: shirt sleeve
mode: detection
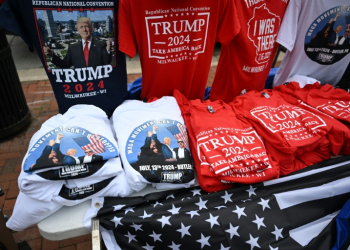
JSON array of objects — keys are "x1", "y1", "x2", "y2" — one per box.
[
  {"x1": 118, "y1": 0, "x2": 137, "y2": 58},
  {"x1": 276, "y1": 0, "x2": 301, "y2": 51},
  {"x1": 215, "y1": 0, "x2": 241, "y2": 45},
  {"x1": 0, "y1": 0, "x2": 34, "y2": 51}
]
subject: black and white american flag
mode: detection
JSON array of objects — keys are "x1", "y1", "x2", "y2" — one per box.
[{"x1": 96, "y1": 156, "x2": 350, "y2": 250}]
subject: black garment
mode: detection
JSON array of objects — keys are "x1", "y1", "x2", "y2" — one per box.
[
  {"x1": 33, "y1": 145, "x2": 57, "y2": 170},
  {"x1": 51, "y1": 40, "x2": 112, "y2": 69},
  {"x1": 138, "y1": 136, "x2": 165, "y2": 164},
  {"x1": 173, "y1": 147, "x2": 191, "y2": 164},
  {"x1": 0, "y1": 0, "x2": 127, "y2": 117},
  {"x1": 78, "y1": 154, "x2": 104, "y2": 164}
]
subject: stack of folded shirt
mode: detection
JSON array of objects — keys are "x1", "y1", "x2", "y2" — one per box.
[
  {"x1": 231, "y1": 89, "x2": 350, "y2": 175},
  {"x1": 111, "y1": 96, "x2": 196, "y2": 192},
  {"x1": 173, "y1": 90, "x2": 280, "y2": 193},
  {"x1": 7, "y1": 105, "x2": 133, "y2": 231}
]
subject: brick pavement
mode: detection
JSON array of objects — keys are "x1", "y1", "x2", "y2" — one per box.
[{"x1": 0, "y1": 68, "x2": 217, "y2": 250}]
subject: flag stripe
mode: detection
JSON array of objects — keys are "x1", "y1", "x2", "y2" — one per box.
[
  {"x1": 73, "y1": 134, "x2": 106, "y2": 154},
  {"x1": 290, "y1": 211, "x2": 339, "y2": 247}
]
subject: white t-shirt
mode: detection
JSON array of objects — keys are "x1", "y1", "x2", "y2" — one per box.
[
  {"x1": 22, "y1": 104, "x2": 119, "y2": 173},
  {"x1": 6, "y1": 192, "x2": 63, "y2": 231},
  {"x1": 273, "y1": 0, "x2": 350, "y2": 87},
  {"x1": 111, "y1": 97, "x2": 195, "y2": 192}
]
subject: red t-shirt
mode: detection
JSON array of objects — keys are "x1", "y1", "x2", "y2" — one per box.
[
  {"x1": 173, "y1": 90, "x2": 234, "y2": 192},
  {"x1": 188, "y1": 99, "x2": 279, "y2": 183},
  {"x1": 230, "y1": 89, "x2": 332, "y2": 175},
  {"x1": 119, "y1": 0, "x2": 240, "y2": 101},
  {"x1": 210, "y1": 0, "x2": 288, "y2": 103},
  {"x1": 275, "y1": 82, "x2": 350, "y2": 128},
  {"x1": 274, "y1": 82, "x2": 350, "y2": 156}
]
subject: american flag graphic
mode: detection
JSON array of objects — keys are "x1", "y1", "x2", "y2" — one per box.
[
  {"x1": 166, "y1": 124, "x2": 189, "y2": 148},
  {"x1": 96, "y1": 156, "x2": 350, "y2": 250},
  {"x1": 73, "y1": 134, "x2": 106, "y2": 154}
]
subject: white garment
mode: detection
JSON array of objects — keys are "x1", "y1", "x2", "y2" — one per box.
[
  {"x1": 82, "y1": 155, "x2": 93, "y2": 163},
  {"x1": 52, "y1": 170, "x2": 134, "y2": 206},
  {"x1": 337, "y1": 36, "x2": 346, "y2": 46},
  {"x1": 111, "y1": 97, "x2": 195, "y2": 192},
  {"x1": 177, "y1": 147, "x2": 185, "y2": 159},
  {"x1": 22, "y1": 105, "x2": 119, "y2": 172},
  {"x1": 6, "y1": 192, "x2": 63, "y2": 231},
  {"x1": 273, "y1": 0, "x2": 350, "y2": 87},
  {"x1": 285, "y1": 75, "x2": 321, "y2": 88}
]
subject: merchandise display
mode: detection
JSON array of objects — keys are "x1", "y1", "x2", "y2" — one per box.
[
  {"x1": 273, "y1": 0, "x2": 350, "y2": 87},
  {"x1": 210, "y1": 0, "x2": 288, "y2": 103},
  {"x1": 0, "y1": 0, "x2": 127, "y2": 117},
  {"x1": 118, "y1": 0, "x2": 240, "y2": 101},
  {"x1": 1, "y1": 0, "x2": 350, "y2": 249}
]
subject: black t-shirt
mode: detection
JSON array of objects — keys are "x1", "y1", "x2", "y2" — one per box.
[{"x1": 0, "y1": 0, "x2": 127, "y2": 117}]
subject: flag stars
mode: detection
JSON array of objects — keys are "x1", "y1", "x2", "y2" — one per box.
[
  {"x1": 225, "y1": 223, "x2": 240, "y2": 239},
  {"x1": 168, "y1": 204, "x2": 181, "y2": 215},
  {"x1": 140, "y1": 210, "x2": 153, "y2": 219},
  {"x1": 245, "y1": 234, "x2": 260, "y2": 250},
  {"x1": 197, "y1": 233, "x2": 211, "y2": 249},
  {"x1": 195, "y1": 197, "x2": 208, "y2": 210},
  {"x1": 219, "y1": 244, "x2": 230, "y2": 250},
  {"x1": 232, "y1": 205, "x2": 247, "y2": 219},
  {"x1": 113, "y1": 204, "x2": 125, "y2": 211},
  {"x1": 176, "y1": 222, "x2": 191, "y2": 238},
  {"x1": 258, "y1": 198, "x2": 271, "y2": 211},
  {"x1": 221, "y1": 191, "x2": 233, "y2": 204},
  {"x1": 186, "y1": 210, "x2": 200, "y2": 218},
  {"x1": 246, "y1": 185, "x2": 257, "y2": 197},
  {"x1": 125, "y1": 231, "x2": 137, "y2": 243},
  {"x1": 124, "y1": 206, "x2": 135, "y2": 214},
  {"x1": 190, "y1": 188, "x2": 202, "y2": 196},
  {"x1": 130, "y1": 223, "x2": 143, "y2": 231},
  {"x1": 149, "y1": 231, "x2": 162, "y2": 242},
  {"x1": 269, "y1": 245, "x2": 279, "y2": 250},
  {"x1": 271, "y1": 225, "x2": 284, "y2": 241},
  {"x1": 252, "y1": 214, "x2": 266, "y2": 230},
  {"x1": 168, "y1": 241, "x2": 181, "y2": 250},
  {"x1": 215, "y1": 205, "x2": 227, "y2": 210},
  {"x1": 110, "y1": 216, "x2": 123, "y2": 228},
  {"x1": 157, "y1": 215, "x2": 172, "y2": 228},
  {"x1": 166, "y1": 194, "x2": 175, "y2": 199},
  {"x1": 205, "y1": 213, "x2": 220, "y2": 228},
  {"x1": 152, "y1": 201, "x2": 163, "y2": 207},
  {"x1": 142, "y1": 242, "x2": 155, "y2": 250}
]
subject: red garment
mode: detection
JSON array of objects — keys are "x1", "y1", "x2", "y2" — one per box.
[
  {"x1": 210, "y1": 0, "x2": 288, "y2": 103},
  {"x1": 230, "y1": 89, "x2": 332, "y2": 175},
  {"x1": 188, "y1": 99, "x2": 279, "y2": 183},
  {"x1": 83, "y1": 41, "x2": 89, "y2": 66},
  {"x1": 274, "y1": 82, "x2": 350, "y2": 155},
  {"x1": 119, "y1": 0, "x2": 240, "y2": 101},
  {"x1": 173, "y1": 90, "x2": 233, "y2": 192},
  {"x1": 275, "y1": 82, "x2": 350, "y2": 127}
]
